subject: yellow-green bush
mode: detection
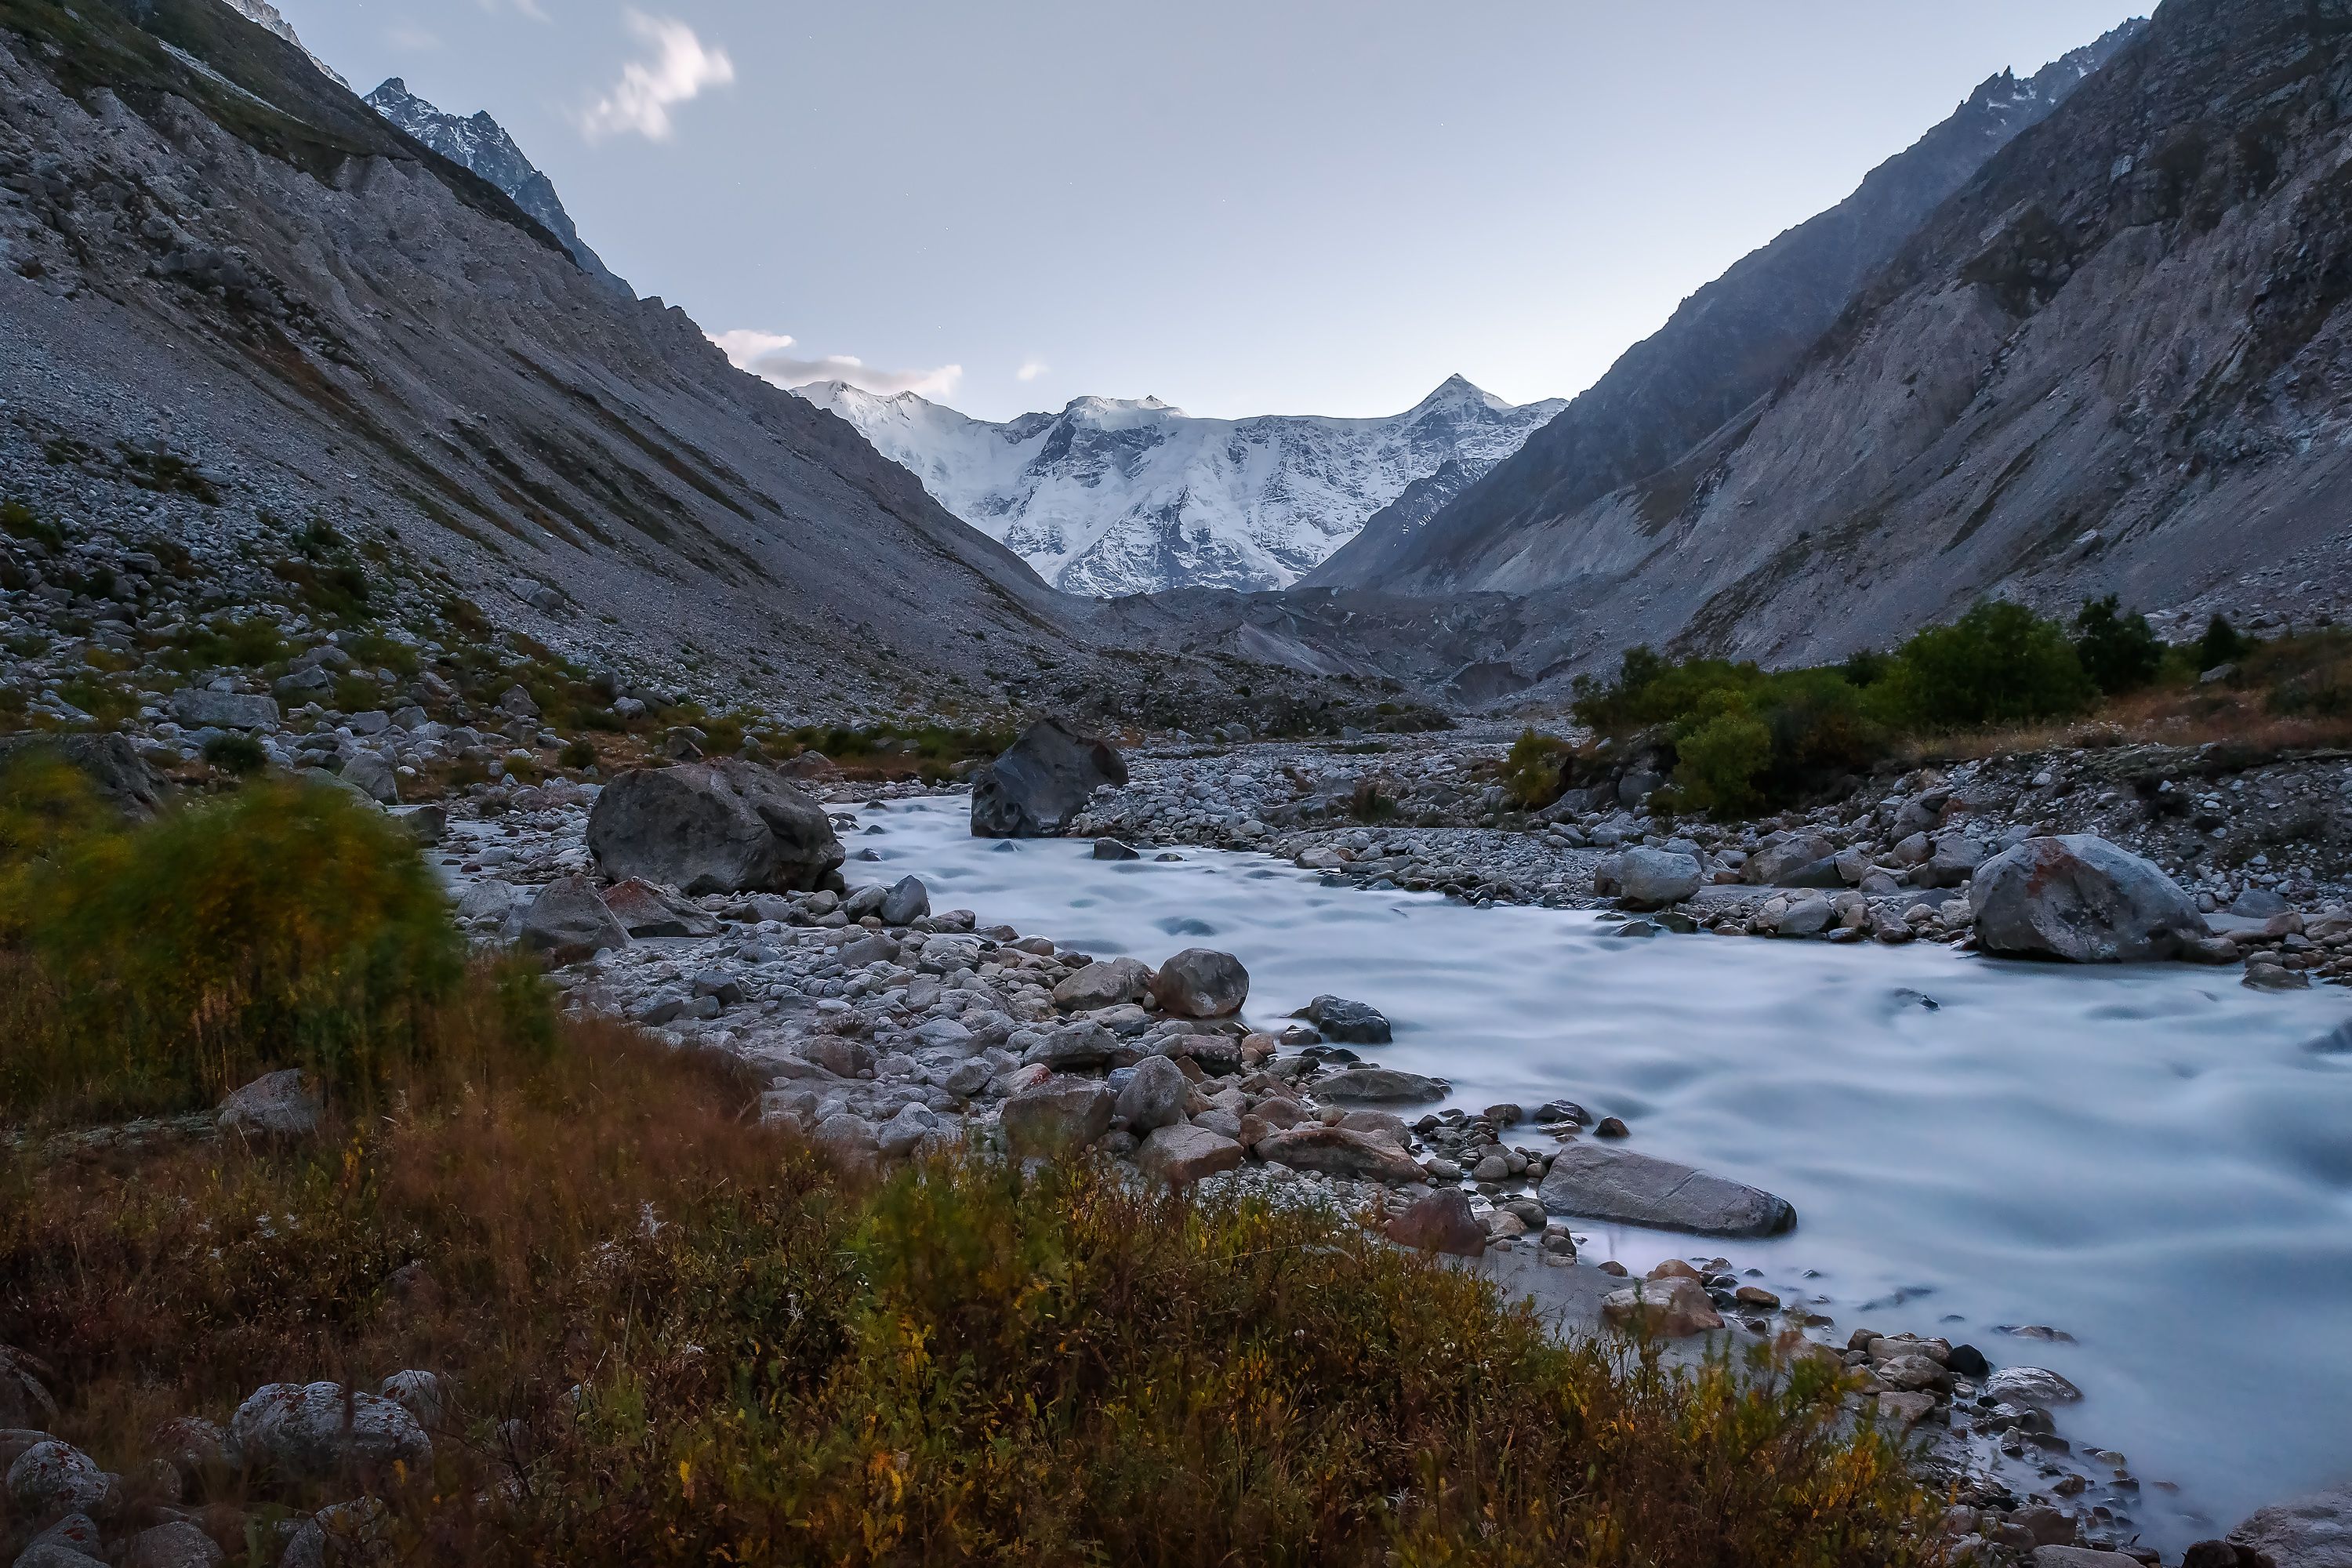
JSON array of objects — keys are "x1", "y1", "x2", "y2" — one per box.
[{"x1": 0, "y1": 764, "x2": 463, "y2": 1120}]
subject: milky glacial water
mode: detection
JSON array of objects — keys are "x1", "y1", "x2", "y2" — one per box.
[{"x1": 856, "y1": 795, "x2": 2352, "y2": 1543}]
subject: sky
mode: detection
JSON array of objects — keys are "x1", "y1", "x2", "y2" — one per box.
[{"x1": 278, "y1": 0, "x2": 2146, "y2": 422}]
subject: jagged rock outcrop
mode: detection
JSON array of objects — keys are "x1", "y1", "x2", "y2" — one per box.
[
  {"x1": 970, "y1": 720, "x2": 1126, "y2": 837},
  {"x1": 1314, "y1": 2, "x2": 2352, "y2": 685},
  {"x1": 1306, "y1": 24, "x2": 2140, "y2": 598},
  {"x1": 364, "y1": 77, "x2": 627, "y2": 294}
]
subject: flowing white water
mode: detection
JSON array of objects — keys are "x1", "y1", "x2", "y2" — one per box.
[{"x1": 857, "y1": 795, "x2": 2352, "y2": 1544}]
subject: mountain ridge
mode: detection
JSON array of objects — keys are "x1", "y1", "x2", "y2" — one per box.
[
  {"x1": 797, "y1": 373, "x2": 1565, "y2": 597},
  {"x1": 1305, "y1": 20, "x2": 2147, "y2": 594}
]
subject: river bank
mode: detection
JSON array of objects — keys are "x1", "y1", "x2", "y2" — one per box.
[{"x1": 422, "y1": 775, "x2": 2352, "y2": 1564}]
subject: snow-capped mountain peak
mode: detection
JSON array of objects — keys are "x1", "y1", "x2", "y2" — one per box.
[{"x1": 794, "y1": 377, "x2": 1566, "y2": 596}]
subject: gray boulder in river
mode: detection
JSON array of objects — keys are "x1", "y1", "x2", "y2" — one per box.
[
  {"x1": 1969, "y1": 834, "x2": 2209, "y2": 963},
  {"x1": 1538, "y1": 1145, "x2": 1796, "y2": 1237},
  {"x1": 1615, "y1": 846, "x2": 1703, "y2": 910},
  {"x1": 970, "y1": 719, "x2": 1127, "y2": 837},
  {"x1": 587, "y1": 759, "x2": 844, "y2": 894}
]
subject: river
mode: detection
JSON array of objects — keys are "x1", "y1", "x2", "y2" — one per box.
[{"x1": 855, "y1": 793, "x2": 2352, "y2": 1547}]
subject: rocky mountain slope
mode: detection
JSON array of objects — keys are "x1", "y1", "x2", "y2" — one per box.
[
  {"x1": 0, "y1": 0, "x2": 1123, "y2": 721},
  {"x1": 1305, "y1": 22, "x2": 2143, "y2": 597},
  {"x1": 1320, "y1": 0, "x2": 2352, "y2": 685},
  {"x1": 214, "y1": 0, "x2": 342, "y2": 86},
  {"x1": 365, "y1": 75, "x2": 628, "y2": 296},
  {"x1": 799, "y1": 376, "x2": 1565, "y2": 596}
]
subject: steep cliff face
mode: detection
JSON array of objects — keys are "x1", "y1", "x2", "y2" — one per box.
[
  {"x1": 1305, "y1": 22, "x2": 2143, "y2": 596},
  {"x1": 0, "y1": 0, "x2": 1086, "y2": 713},
  {"x1": 1410, "y1": 0, "x2": 2352, "y2": 684},
  {"x1": 365, "y1": 76, "x2": 628, "y2": 295}
]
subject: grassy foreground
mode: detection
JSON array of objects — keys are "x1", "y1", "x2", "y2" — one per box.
[{"x1": 0, "y1": 759, "x2": 1943, "y2": 1563}]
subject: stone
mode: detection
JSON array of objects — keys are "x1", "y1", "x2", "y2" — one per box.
[
  {"x1": 147, "y1": 1416, "x2": 226, "y2": 1479},
  {"x1": 1019, "y1": 1021, "x2": 1125, "y2": 1070},
  {"x1": 1775, "y1": 896, "x2": 1834, "y2": 937},
  {"x1": 328, "y1": 750, "x2": 397, "y2": 804},
  {"x1": 1875, "y1": 1392, "x2": 1938, "y2": 1428},
  {"x1": 1255, "y1": 1124, "x2": 1424, "y2": 1182},
  {"x1": 1115, "y1": 1054, "x2": 1189, "y2": 1132},
  {"x1": 1002, "y1": 1080, "x2": 1114, "y2": 1157},
  {"x1": 171, "y1": 687, "x2": 278, "y2": 730},
  {"x1": 2029, "y1": 1552, "x2": 2143, "y2": 1568},
  {"x1": 227, "y1": 1381, "x2": 430, "y2": 1482},
  {"x1": 1094, "y1": 838, "x2": 1142, "y2": 860},
  {"x1": 2230, "y1": 1478, "x2": 2352, "y2": 1567},
  {"x1": 970, "y1": 719, "x2": 1127, "y2": 837},
  {"x1": 1984, "y1": 1367, "x2": 2085, "y2": 1408},
  {"x1": 516, "y1": 875, "x2": 630, "y2": 964},
  {"x1": 1137, "y1": 1124, "x2": 1245, "y2": 1184},
  {"x1": 600, "y1": 877, "x2": 720, "y2": 938},
  {"x1": 378, "y1": 1370, "x2": 445, "y2": 1431},
  {"x1": 6, "y1": 1439, "x2": 107, "y2": 1515},
  {"x1": 1601, "y1": 1276, "x2": 1724, "y2": 1338},
  {"x1": 1316, "y1": 1067, "x2": 1448, "y2": 1104},
  {"x1": 1914, "y1": 833, "x2": 1987, "y2": 889},
  {"x1": 24, "y1": 1515, "x2": 103, "y2": 1561},
  {"x1": 1744, "y1": 833, "x2": 1836, "y2": 886},
  {"x1": 0, "y1": 732, "x2": 162, "y2": 817},
  {"x1": 0, "y1": 1346, "x2": 56, "y2": 1431},
  {"x1": 1053, "y1": 956, "x2": 1153, "y2": 1011},
  {"x1": 880, "y1": 875, "x2": 931, "y2": 926},
  {"x1": 2230, "y1": 887, "x2": 2292, "y2": 919},
  {"x1": 1538, "y1": 1145, "x2": 1796, "y2": 1237},
  {"x1": 1291, "y1": 995, "x2": 1392, "y2": 1044},
  {"x1": 840, "y1": 932, "x2": 902, "y2": 968},
  {"x1": 1386, "y1": 1189, "x2": 1486, "y2": 1257},
  {"x1": 1617, "y1": 846, "x2": 1703, "y2": 909},
  {"x1": 19, "y1": 1545, "x2": 101, "y2": 1568},
  {"x1": 587, "y1": 760, "x2": 844, "y2": 895},
  {"x1": 216, "y1": 1069, "x2": 322, "y2": 1141},
  {"x1": 1150, "y1": 948, "x2": 1250, "y2": 1018},
  {"x1": 124, "y1": 1521, "x2": 224, "y2": 1568},
  {"x1": 814, "y1": 1113, "x2": 880, "y2": 1163},
  {"x1": 1969, "y1": 835, "x2": 2209, "y2": 963}
]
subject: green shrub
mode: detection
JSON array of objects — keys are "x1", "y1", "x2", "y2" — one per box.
[
  {"x1": 1671, "y1": 700, "x2": 1774, "y2": 817},
  {"x1": 2197, "y1": 613, "x2": 2252, "y2": 672},
  {"x1": 1875, "y1": 600, "x2": 2096, "y2": 728},
  {"x1": 558, "y1": 737, "x2": 598, "y2": 770},
  {"x1": 1500, "y1": 727, "x2": 1571, "y2": 809},
  {"x1": 2072, "y1": 595, "x2": 2165, "y2": 695},
  {"x1": 0, "y1": 499, "x2": 64, "y2": 550},
  {"x1": 201, "y1": 732, "x2": 268, "y2": 775},
  {"x1": 0, "y1": 771, "x2": 464, "y2": 1120}
]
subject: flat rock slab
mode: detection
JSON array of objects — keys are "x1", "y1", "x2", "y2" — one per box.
[
  {"x1": 1314, "y1": 1067, "x2": 1447, "y2": 1103},
  {"x1": 2230, "y1": 1479, "x2": 2352, "y2": 1567},
  {"x1": 1137, "y1": 1124, "x2": 1244, "y2": 1184},
  {"x1": 1537, "y1": 1145, "x2": 1796, "y2": 1237}
]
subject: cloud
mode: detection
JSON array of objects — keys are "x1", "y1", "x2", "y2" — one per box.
[
  {"x1": 712, "y1": 330, "x2": 964, "y2": 399},
  {"x1": 1016, "y1": 358, "x2": 1049, "y2": 383},
  {"x1": 580, "y1": 11, "x2": 733, "y2": 143},
  {"x1": 386, "y1": 23, "x2": 445, "y2": 49}
]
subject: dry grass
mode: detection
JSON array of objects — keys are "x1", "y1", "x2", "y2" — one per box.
[{"x1": 0, "y1": 1011, "x2": 1947, "y2": 1566}]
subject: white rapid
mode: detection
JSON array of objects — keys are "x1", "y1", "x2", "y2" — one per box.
[{"x1": 857, "y1": 794, "x2": 2352, "y2": 1547}]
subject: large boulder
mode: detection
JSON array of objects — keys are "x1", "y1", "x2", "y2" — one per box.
[
  {"x1": 1054, "y1": 956, "x2": 1153, "y2": 1011},
  {"x1": 170, "y1": 688, "x2": 278, "y2": 731},
  {"x1": 601, "y1": 877, "x2": 720, "y2": 938},
  {"x1": 0, "y1": 732, "x2": 162, "y2": 816},
  {"x1": 880, "y1": 875, "x2": 931, "y2": 926},
  {"x1": 1150, "y1": 948, "x2": 1249, "y2": 1018},
  {"x1": 1601, "y1": 1276, "x2": 1724, "y2": 1338},
  {"x1": 1314, "y1": 1067, "x2": 1448, "y2": 1104},
  {"x1": 1290, "y1": 995, "x2": 1392, "y2": 1044},
  {"x1": 2229, "y1": 1478, "x2": 2352, "y2": 1567},
  {"x1": 588, "y1": 760, "x2": 844, "y2": 895},
  {"x1": 5, "y1": 1439, "x2": 107, "y2": 1515},
  {"x1": 1386, "y1": 1189, "x2": 1486, "y2": 1257},
  {"x1": 1001, "y1": 1080, "x2": 1113, "y2": 1158},
  {"x1": 516, "y1": 875, "x2": 630, "y2": 964},
  {"x1": 970, "y1": 719, "x2": 1127, "y2": 838},
  {"x1": 1744, "y1": 833, "x2": 1836, "y2": 886},
  {"x1": 1537, "y1": 1145, "x2": 1796, "y2": 1237},
  {"x1": 1255, "y1": 1124, "x2": 1423, "y2": 1183},
  {"x1": 1114, "y1": 1054, "x2": 1189, "y2": 1132},
  {"x1": 1617, "y1": 847, "x2": 1703, "y2": 910},
  {"x1": 227, "y1": 1381, "x2": 430, "y2": 1482},
  {"x1": 1970, "y1": 835, "x2": 2209, "y2": 963},
  {"x1": 216, "y1": 1069, "x2": 322, "y2": 1141},
  {"x1": 1137, "y1": 1124, "x2": 1244, "y2": 1184}
]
